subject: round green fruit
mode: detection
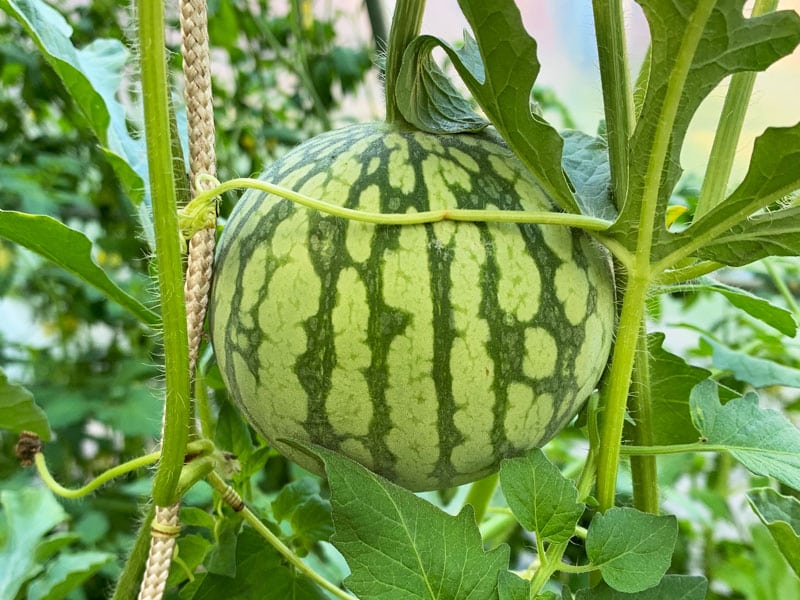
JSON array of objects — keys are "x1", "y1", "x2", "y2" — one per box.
[{"x1": 209, "y1": 123, "x2": 614, "y2": 491}]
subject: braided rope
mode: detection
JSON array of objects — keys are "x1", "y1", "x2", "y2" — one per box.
[{"x1": 138, "y1": 0, "x2": 216, "y2": 597}]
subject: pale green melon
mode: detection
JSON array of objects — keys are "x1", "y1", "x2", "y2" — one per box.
[{"x1": 209, "y1": 123, "x2": 614, "y2": 491}]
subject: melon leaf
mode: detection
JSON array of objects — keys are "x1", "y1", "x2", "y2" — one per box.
[
  {"x1": 689, "y1": 206, "x2": 800, "y2": 267},
  {"x1": 573, "y1": 575, "x2": 707, "y2": 599},
  {"x1": 395, "y1": 37, "x2": 488, "y2": 134},
  {"x1": 499, "y1": 448, "x2": 583, "y2": 544},
  {"x1": 747, "y1": 488, "x2": 800, "y2": 578},
  {"x1": 396, "y1": 0, "x2": 579, "y2": 215},
  {"x1": 0, "y1": 368, "x2": 51, "y2": 441},
  {"x1": 0, "y1": 0, "x2": 150, "y2": 215},
  {"x1": 690, "y1": 380, "x2": 800, "y2": 489},
  {"x1": 497, "y1": 571, "x2": 530, "y2": 600},
  {"x1": 611, "y1": 0, "x2": 800, "y2": 245},
  {"x1": 655, "y1": 124, "x2": 800, "y2": 265},
  {"x1": 585, "y1": 508, "x2": 677, "y2": 593},
  {"x1": 307, "y1": 445, "x2": 509, "y2": 600},
  {"x1": 0, "y1": 210, "x2": 159, "y2": 327}
]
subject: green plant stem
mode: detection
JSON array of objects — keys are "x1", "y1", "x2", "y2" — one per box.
[
  {"x1": 34, "y1": 440, "x2": 213, "y2": 500},
  {"x1": 463, "y1": 472, "x2": 498, "y2": 524},
  {"x1": 694, "y1": 0, "x2": 778, "y2": 220},
  {"x1": 764, "y1": 259, "x2": 800, "y2": 319},
  {"x1": 629, "y1": 322, "x2": 659, "y2": 514},
  {"x1": 592, "y1": 0, "x2": 634, "y2": 210},
  {"x1": 384, "y1": 0, "x2": 426, "y2": 126},
  {"x1": 37, "y1": 451, "x2": 158, "y2": 499},
  {"x1": 656, "y1": 260, "x2": 724, "y2": 284},
  {"x1": 595, "y1": 276, "x2": 649, "y2": 512},
  {"x1": 596, "y1": 0, "x2": 716, "y2": 514},
  {"x1": 112, "y1": 504, "x2": 155, "y2": 600},
  {"x1": 137, "y1": 0, "x2": 191, "y2": 506},
  {"x1": 193, "y1": 177, "x2": 612, "y2": 230},
  {"x1": 195, "y1": 367, "x2": 215, "y2": 439},
  {"x1": 206, "y1": 472, "x2": 357, "y2": 600},
  {"x1": 619, "y1": 443, "x2": 729, "y2": 456}
]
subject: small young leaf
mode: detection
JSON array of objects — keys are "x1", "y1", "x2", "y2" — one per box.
[
  {"x1": 395, "y1": 40, "x2": 488, "y2": 134},
  {"x1": 272, "y1": 479, "x2": 334, "y2": 552},
  {"x1": 497, "y1": 571, "x2": 530, "y2": 600},
  {"x1": 0, "y1": 368, "x2": 51, "y2": 440},
  {"x1": 561, "y1": 131, "x2": 617, "y2": 221},
  {"x1": 612, "y1": 1, "x2": 800, "y2": 243},
  {"x1": 0, "y1": 0, "x2": 150, "y2": 210},
  {"x1": 397, "y1": 0, "x2": 578, "y2": 214},
  {"x1": 0, "y1": 211, "x2": 159, "y2": 327},
  {"x1": 0, "y1": 488, "x2": 68, "y2": 600},
  {"x1": 499, "y1": 448, "x2": 583, "y2": 544},
  {"x1": 585, "y1": 508, "x2": 677, "y2": 594},
  {"x1": 692, "y1": 206, "x2": 800, "y2": 267},
  {"x1": 309, "y1": 445, "x2": 509, "y2": 600},
  {"x1": 26, "y1": 552, "x2": 113, "y2": 600},
  {"x1": 748, "y1": 487, "x2": 800, "y2": 577},
  {"x1": 690, "y1": 380, "x2": 800, "y2": 489},
  {"x1": 574, "y1": 575, "x2": 707, "y2": 599},
  {"x1": 705, "y1": 337, "x2": 800, "y2": 388}
]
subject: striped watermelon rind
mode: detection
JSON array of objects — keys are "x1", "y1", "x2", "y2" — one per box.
[{"x1": 209, "y1": 123, "x2": 614, "y2": 491}]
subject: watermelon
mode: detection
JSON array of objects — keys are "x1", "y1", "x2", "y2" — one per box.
[{"x1": 209, "y1": 123, "x2": 614, "y2": 491}]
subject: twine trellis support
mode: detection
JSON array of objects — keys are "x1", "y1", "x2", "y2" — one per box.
[{"x1": 137, "y1": 0, "x2": 216, "y2": 596}]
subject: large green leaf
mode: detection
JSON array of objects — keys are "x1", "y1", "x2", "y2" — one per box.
[
  {"x1": 309, "y1": 445, "x2": 509, "y2": 600},
  {"x1": 611, "y1": 0, "x2": 800, "y2": 243},
  {"x1": 748, "y1": 488, "x2": 800, "y2": 577},
  {"x1": 497, "y1": 572, "x2": 530, "y2": 600},
  {"x1": 0, "y1": 210, "x2": 159, "y2": 327},
  {"x1": 690, "y1": 380, "x2": 800, "y2": 489},
  {"x1": 704, "y1": 337, "x2": 800, "y2": 388},
  {"x1": 0, "y1": 488, "x2": 68, "y2": 600},
  {"x1": 499, "y1": 448, "x2": 583, "y2": 544},
  {"x1": 663, "y1": 279, "x2": 797, "y2": 337},
  {"x1": 0, "y1": 368, "x2": 51, "y2": 440},
  {"x1": 27, "y1": 552, "x2": 114, "y2": 600},
  {"x1": 574, "y1": 575, "x2": 707, "y2": 599},
  {"x1": 585, "y1": 508, "x2": 677, "y2": 594},
  {"x1": 0, "y1": 0, "x2": 150, "y2": 215},
  {"x1": 396, "y1": 0, "x2": 578, "y2": 214},
  {"x1": 691, "y1": 205, "x2": 800, "y2": 267},
  {"x1": 656, "y1": 124, "x2": 800, "y2": 264}
]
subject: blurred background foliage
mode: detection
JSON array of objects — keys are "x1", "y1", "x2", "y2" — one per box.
[{"x1": 1, "y1": 0, "x2": 799, "y2": 598}]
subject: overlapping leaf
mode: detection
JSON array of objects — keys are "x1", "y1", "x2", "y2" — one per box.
[
  {"x1": 690, "y1": 380, "x2": 800, "y2": 489},
  {"x1": 612, "y1": 0, "x2": 800, "y2": 244},
  {"x1": 691, "y1": 204, "x2": 800, "y2": 268},
  {"x1": 574, "y1": 575, "x2": 707, "y2": 599},
  {"x1": 396, "y1": 0, "x2": 578, "y2": 214},
  {"x1": 656, "y1": 124, "x2": 800, "y2": 265},
  {"x1": 0, "y1": 0, "x2": 150, "y2": 214},
  {"x1": 0, "y1": 210, "x2": 159, "y2": 327},
  {"x1": 561, "y1": 131, "x2": 617, "y2": 220},
  {"x1": 309, "y1": 445, "x2": 509, "y2": 600},
  {"x1": 586, "y1": 508, "x2": 677, "y2": 594},
  {"x1": 704, "y1": 338, "x2": 800, "y2": 388},
  {"x1": 499, "y1": 448, "x2": 583, "y2": 544},
  {"x1": 0, "y1": 368, "x2": 51, "y2": 440},
  {"x1": 748, "y1": 488, "x2": 800, "y2": 577}
]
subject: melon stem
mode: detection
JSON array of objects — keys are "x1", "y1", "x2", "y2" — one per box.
[{"x1": 384, "y1": 0, "x2": 427, "y2": 126}]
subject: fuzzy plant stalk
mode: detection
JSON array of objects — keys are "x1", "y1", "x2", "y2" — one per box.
[
  {"x1": 594, "y1": 0, "x2": 718, "y2": 513},
  {"x1": 136, "y1": 0, "x2": 191, "y2": 508},
  {"x1": 384, "y1": 0, "x2": 426, "y2": 126}
]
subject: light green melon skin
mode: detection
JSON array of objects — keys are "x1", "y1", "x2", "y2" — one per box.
[{"x1": 210, "y1": 123, "x2": 614, "y2": 491}]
